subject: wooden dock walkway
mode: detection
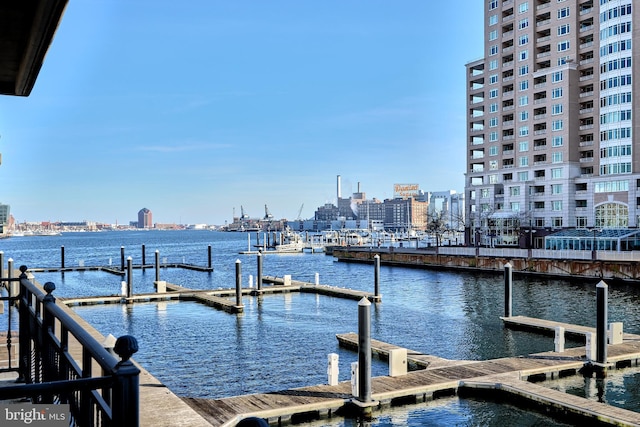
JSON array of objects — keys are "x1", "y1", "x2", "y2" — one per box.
[
  {"x1": 502, "y1": 315, "x2": 640, "y2": 341},
  {"x1": 57, "y1": 274, "x2": 378, "y2": 313},
  {"x1": 183, "y1": 332, "x2": 640, "y2": 426}
]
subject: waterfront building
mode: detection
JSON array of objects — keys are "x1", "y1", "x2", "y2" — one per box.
[
  {"x1": 137, "y1": 208, "x2": 153, "y2": 229},
  {"x1": 0, "y1": 203, "x2": 10, "y2": 234},
  {"x1": 465, "y1": 0, "x2": 639, "y2": 249}
]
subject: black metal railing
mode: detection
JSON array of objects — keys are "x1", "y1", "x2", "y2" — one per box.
[{"x1": 0, "y1": 266, "x2": 140, "y2": 427}]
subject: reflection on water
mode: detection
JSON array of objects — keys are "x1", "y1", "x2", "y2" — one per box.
[{"x1": 3, "y1": 231, "x2": 640, "y2": 425}]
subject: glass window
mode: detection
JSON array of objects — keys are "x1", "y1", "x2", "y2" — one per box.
[
  {"x1": 520, "y1": 111, "x2": 529, "y2": 121},
  {"x1": 511, "y1": 202, "x2": 521, "y2": 212},
  {"x1": 519, "y1": 35, "x2": 529, "y2": 46},
  {"x1": 552, "y1": 88, "x2": 563, "y2": 98},
  {"x1": 519, "y1": 50, "x2": 528, "y2": 61},
  {"x1": 552, "y1": 200, "x2": 562, "y2": 211},
  {"x1": 558, "y1": 7, "x2": 570, "y2": 19},
  {"x1": 558, "y1": 41, "x2": 570, "y2": 52},
  {"x1": 489, "y1": 0, "x2": 498, "y2": 10},
  {"x1": 551, "y1": 184, "x2": 563, "y2": 194},
  {"x1": 519, "y1": 65, "x2": 529, "y2": 76},
  {"x1": 552, "y1": 120, "x2": 563, "y2": 131},
  {"x1": 552, "y1": 152, "x2": 563, "y2": 163},
  {"x1": 510, "y1": 186, "x2": 520, "y2": 196},
  {"x1": 489, "y1": 59, "x2": 498, "y2": 70},
  {"x1": 490, "y1": 117, "x2": 498, "y2": 127},
  {"x1": 558, "y1": 24, "x2": 570, "y2": 35},
  {"x1": 518, "y1": 171, "x2": 529, "y2": 181},
  {"x1": 551, "y1": 168, "x2": 563, "y2": 179},
  {"x1": 489, "y1": 14, "x2": 498, "y2": 26},
  {"x1": 518, "y1": 18, "x2": 529, "y2": 30},
  {"x1": 490, "y1": 45, "x2": 499, "y2": 56},
  {"x1": 552, "y1": 71, "x2": 563, "y2": 82},
  {"x1": 519, "y1": 141, "x2": 529, "y2": 151},
  {"x1": 489, "y1": 103, "x2": 498, "y2": 112},
  {"x1": 520, "y1": 80, "x2": 529, "y2": 91},
  {"x1": 489, "y1": 30, "x2": 498, "y2": 41},
  {"x1": 490, "y1": 132, "x2": 498, "y2": 142},
  {"x1": 489, "y1": 89, "x2": 498, "y2": 98},
  {"x1": 519, "y1": 126, "x2": 529, "y2": 136},
  {"x1": 519, "y1": 2, "x2": 528, "y2": 13},
  {"x1": 552, "y1": 104, "x2": 563, "y2": 115},
  {"x1": 520, "y1": 156, "x2": 529, "y2": 167},
  {"x1": 489, "y1": 146, "x2": 498, "y2": 156},
  {"x1": 489, "y1": 74, "x2": 498, "y2": 84},
  {"x1": 519, "y1": 95, "x2": 529, "y2": 106},
  {"x1": 552, "y1": 136, "x2": 563, "y2": 147}
]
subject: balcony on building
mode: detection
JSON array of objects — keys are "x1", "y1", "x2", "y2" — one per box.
[
  {"x1": 534, "y1": 154, "x2": 547, "y2": 165},
  {"x1": 579, "y1": 17, "x2": 594, "y2": 33},
  {"x1": 534, "y1": 138, "x2": 547, "y2": 150},
  {"x1": 579, "y1": 100, "x2": 594, "y2": 115},
  {"x1": 535, "y1": 12, "x2": 551, "y2": 27},
  {"x1": 536, "y1": 0, "x2": 551, "y2": 11},
  {"x1": 534, "y1": 170, "x2": 546, "y2": 180},
  {"x1": 534, "y1": 74, "x2": 547, "y2": 88},
  {"x1": 579, "y1": 134, "x2": 594, "y2": 147},
  {"x1": 579, "y1": 1, "x2": 594, "y2": 15},
  {"x1": 503, "y1": 99, "x2": 515, "y2": 111},
  {"x1": 580, "y1": 166, "x2": 594, "y2": 177}
]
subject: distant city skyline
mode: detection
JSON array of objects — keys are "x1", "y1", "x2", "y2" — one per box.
[{"x1": 0, "y1": 1, "x2": 483, "y2": 225}]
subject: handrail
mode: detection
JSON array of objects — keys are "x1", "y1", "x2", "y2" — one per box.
[{"x1": 16, "y1": 266, "x2": 140, "y2": 427}]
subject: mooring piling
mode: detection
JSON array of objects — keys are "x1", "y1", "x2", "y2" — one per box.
[
  {"x1": 155, "y1": 250, "x2": 160, "y2": 282},
  {"x1": 374, "y1": 254, "x2": 380, "y2": 299},
  {"x1": 61, "y1": 246, "x2": 65, "y2": 269},
  {"x1": 256, "y1": 251, "x2": 263, "y2": 292},
  {"x1": 596, "y1": 280, "x2": 608, "y2": 365},
  {"x1": 120, "y1": 246, "x2": 125, "y2": 271},
  {"x1": 235, "y1": 259, "x2": 243, "y2": 308},
  {"x1": 357, "y1": 297, "x2": 372, "y2": 404},
  {"x1": 504, "y1": 262, "x2": 513, "y2": 318},
  {"x1": 126, "y1": 257, "x2": 133, "y2": 298}
]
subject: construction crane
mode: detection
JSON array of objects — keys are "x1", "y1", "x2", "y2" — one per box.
[
  {"x1": 296, "y1": 203, "x2": 304, "y2": 221},
  {"x1": 240, "y1": 205, "x2": 250, "y2": 220}
]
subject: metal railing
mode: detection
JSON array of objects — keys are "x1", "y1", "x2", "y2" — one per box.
[{"x1": 0, "y1": 266, "x2": 140, "y2": 427}]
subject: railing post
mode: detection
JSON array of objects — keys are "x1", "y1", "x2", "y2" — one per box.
[
  {"x1": 18, "y1": 266, "x2": 30, "y2": 383},
  {"x1": 41, "y1": 282, "x2": 57, "y2": 403},
  {"x1": 112, "y1": 335, "x2": 140, "y2": 427}
]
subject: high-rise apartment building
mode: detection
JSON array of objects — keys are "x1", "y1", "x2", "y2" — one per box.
[{"x1": 465, "y1": 0, "x2": 637, "y2": 249}]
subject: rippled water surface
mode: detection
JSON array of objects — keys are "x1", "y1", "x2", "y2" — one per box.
[{"x1": 3, "y1": 230, "x2": 640, "y2": 425}]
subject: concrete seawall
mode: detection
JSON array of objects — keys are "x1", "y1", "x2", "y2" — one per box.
[{"x1": 331, "y1": 247, "x2": 640, "y2": 284}]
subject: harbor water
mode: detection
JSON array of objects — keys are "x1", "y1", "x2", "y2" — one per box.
[{"x1": 2, "y1": 230, "x2": 640, "y2": 426}]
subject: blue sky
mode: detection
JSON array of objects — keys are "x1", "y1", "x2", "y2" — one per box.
[{"x1": 0, "y1": 1, "x2": 483, "y2": 226}]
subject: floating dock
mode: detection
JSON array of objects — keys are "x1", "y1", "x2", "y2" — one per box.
[{"x1": 183, "y1": 328, "x2": 640, "y2": 426}]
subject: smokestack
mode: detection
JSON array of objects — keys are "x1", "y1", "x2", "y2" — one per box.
[{"x1": 337, "y1": 175, "x2": 342, "y2": 200}]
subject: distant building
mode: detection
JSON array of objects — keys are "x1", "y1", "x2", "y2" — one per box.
[
  {"x1": 0, "y1": 203, "x2": 9, "y2": 234},
  {"x1": 137, "y1": 208, "x2": 153, "y2": 229}
]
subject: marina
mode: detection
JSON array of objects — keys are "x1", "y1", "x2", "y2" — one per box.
[{"x1": 3, "y1": 230, "x2": 640, "y2": 426}]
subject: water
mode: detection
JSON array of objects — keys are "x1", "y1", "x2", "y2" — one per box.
[{"x1": 2, "y1": 230, "x2": 640, "y2": 426}]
